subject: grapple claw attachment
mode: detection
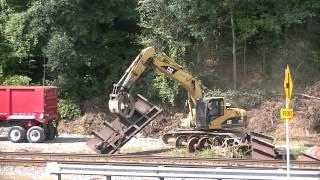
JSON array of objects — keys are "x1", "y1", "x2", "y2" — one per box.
[{"x1": 109, "y1": 92, "x2": 135, "y2": 119}]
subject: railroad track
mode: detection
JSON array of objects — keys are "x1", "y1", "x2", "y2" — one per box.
[{"x1": 0, "y1": 151, "x2": 319, "y2": 170}]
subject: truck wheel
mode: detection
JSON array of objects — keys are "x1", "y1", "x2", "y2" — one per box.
[
  {"x1": 8, "y1": 126, "x2": 26, "y2": 143},
  {"x1": 46, "y1": 123, "x2": 56, "y2": 140},
  {"x1": 27, "y1": 126, "x2": 45, "y2": 143}
]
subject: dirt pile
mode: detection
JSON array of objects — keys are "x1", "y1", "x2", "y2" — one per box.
[
  {"x1": 247, "y1": 81, "x2": 320, "y2": 138},
  {"x1": 58, "y1": 96, "x2": 181, "y2": 136},
  {"x1": 247, "y1": 100, "x2": 283, "y2": 134},
  {"x1": 59, "y1": 110, "x2": 181, "y2": 136},
  {"x1": 142, "y1": 111, "x2": 183, "y2": 137},
  {"x1": 59, "y1": 97, "x2": 116, "y2": 134},
  {"x1": 304, "y1": 81, "x2": 320, "y2": 97},
  {"x1": 59, "y1": 112, "x2": 110, "y2": 134}
]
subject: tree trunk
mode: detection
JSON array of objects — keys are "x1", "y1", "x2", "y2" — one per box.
[
  {"x1": 261, "y1": 34, "x2": 266, "y2": 75},
  {"x1": 230, "y1": 7, "x2": 237, "y2": 89},
  {"x1": 243, "y1": 40, "x2": 247, "y2": 83},
  {"x1": 262, "y1": 46, "x2": 266, "y2": 75}
]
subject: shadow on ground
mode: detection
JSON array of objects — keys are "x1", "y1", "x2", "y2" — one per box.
[{"x1": 0, "y1": 137, "x2": 7, "y2": 141}]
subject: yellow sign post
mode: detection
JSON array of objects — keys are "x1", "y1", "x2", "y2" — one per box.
[
  {"x1": 280, "y1": 108, "x2": 294, "y2": 119},
  {"x1": 284, "y1": 65, "x2": 293, "y2": 103},
  {"x1": 283, "y1": 64, "x2": 294, "y2": 179}
]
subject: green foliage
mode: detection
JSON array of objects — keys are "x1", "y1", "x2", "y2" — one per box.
[
  {"x1": 138, "y1": 0, "x2": 320, "y2": 93},
  {"x1": 1, "y1": 0, "x2": 141, "y2": 101},
  {"x1": 204, "y1": 88, "x2": 266, "y2": 109},
  {"x1": 3, "y1": 12, "x2": 32, "y2": 58},
  {"x1": 152, "y1": 73, "x2": 179, "y2": 105},
  {"x1": 226, "y1": 146, "x2": 245, "y2": 159},
  {"x1": 58, "y1": 75, "x2": 101, "y2": 100},
  {"x1": 2, "y1": 75, "x2": 31, "y2": 85},
  {"x1": 44, "y1": 32, "x2": 78, "y2": 74},
  {"x1": 197, "y1": 148, "x2": 219, "y2": 158},
  {"x1": 272, "y1": 134, "x2": 281, "y2": 145},
  {"x1": 291, "y1": 146, "x2": 307, "y2": 159},
  {"x1": 58, "y1": 99, "x2": 81, "y2": 120},
  {"x1": 167, "y1": 148, "x2": 219, "y2": 158},
  {"x1": 167, "y1": 147, "x2": 221, "y2": 158},
  {"x1": 0, "y1": 0, "x2": 319, "y2": 110}
]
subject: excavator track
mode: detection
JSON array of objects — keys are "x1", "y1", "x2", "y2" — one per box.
[{"x1": 162, "y1": 130, "x2": 276, "y2": 160}]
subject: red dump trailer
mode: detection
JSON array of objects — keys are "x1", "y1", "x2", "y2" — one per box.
[{"x1": 0, "y1": 86, "x2": 59, "y2": 143}]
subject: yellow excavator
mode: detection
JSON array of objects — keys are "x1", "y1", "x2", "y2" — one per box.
[{"x1": 108, "y1": 47, "x2": 252, "y2": 152}]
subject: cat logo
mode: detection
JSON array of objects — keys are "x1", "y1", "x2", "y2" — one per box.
[{"x1": 162, "y1": 66, "x2": 177, "y2": 74}]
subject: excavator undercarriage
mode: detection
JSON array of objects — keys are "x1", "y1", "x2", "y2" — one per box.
[{"x1": 162, "y1": 129, "x2": 276, "y2": 159}]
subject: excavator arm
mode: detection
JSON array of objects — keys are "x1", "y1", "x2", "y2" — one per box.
[{"x1": 109, "y1": 47, "x2": 202, "y2": 119}]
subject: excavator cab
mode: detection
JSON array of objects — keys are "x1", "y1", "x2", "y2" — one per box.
[{"x1": 195, "y1": 97, "x2": 224, "y2": 130}]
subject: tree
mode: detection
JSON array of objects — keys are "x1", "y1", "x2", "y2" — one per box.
[
  {"x1": 139, "y1": 0, "x2": 320, "y2": 92},
  {"x1": 1, "y1": 0, "x2": 141, "y2": 100}
]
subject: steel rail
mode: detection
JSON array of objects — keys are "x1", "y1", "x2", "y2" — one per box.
[
  {"x1": 1, "y1": 158, "x2": 319, "y2": 172},
  {"x1": 0, "y1": 151, "x2": 319, "y2": 170}
]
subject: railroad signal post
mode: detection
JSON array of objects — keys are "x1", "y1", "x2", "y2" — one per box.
[{"x1": 281, "y1": 64, "x2": 294, "y2": 179}]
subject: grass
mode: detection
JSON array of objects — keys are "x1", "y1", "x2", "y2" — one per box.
[
  {"x1": 290, "y1": 146, "x2": 309, "y2": 159},
  {"x1": 165, "y1": 148, "x2": 190, "y2": 157},
  {"x1": 273, "y1": 134, "x2": 281, "y2": 145},
  {"x1": 165, "y1": 147, "x2": 225, "y2": 158},
  {"x1": 165, "y1": 145, "x2": 308, "y2": 160},
  {"x1": 197, "y1": 148, "x2": 220, "y2": 158},
  {"x1": 225, "y1": 146, "x2": 246, "y2": 158}
]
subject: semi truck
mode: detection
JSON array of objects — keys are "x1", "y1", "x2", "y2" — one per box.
[{"x1": 0, "y1": 86, "x2": 59, "y2": 143}]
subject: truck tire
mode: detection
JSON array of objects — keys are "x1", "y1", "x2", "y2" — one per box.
[
  {"x1": 8, "y1": 126, "x2": 26, "y2": 143},
  {"x1": 46, "y1": 123, "x2": 56, "y2": 140},
  {"x1": 27, "y1": 126, "x2": 45, "y2": 143}
]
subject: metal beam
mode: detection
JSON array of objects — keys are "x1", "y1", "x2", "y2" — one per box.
[{"x1": 47, "y1": 162, "x2": 320, "y2": 180}]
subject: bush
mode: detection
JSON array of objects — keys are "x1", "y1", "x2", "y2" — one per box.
[
  {"x1": 58, "y1": 99, "x2": 81, "y2": 120},
  {"x1": 152, "y1": 75, "x2": 179, "y2": 106},
  {"x1": 2, "y1": 75, "x2": 32, "y2": 85},
  {"x1": 203, "y1": 87, "x2": 266, "y2": 109}
]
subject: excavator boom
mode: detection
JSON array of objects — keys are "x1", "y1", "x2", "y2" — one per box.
[{"x1": 109, "y1": 47, "x2": 202, "y2": 120}]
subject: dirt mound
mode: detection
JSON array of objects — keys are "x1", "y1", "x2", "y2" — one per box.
[
  {"x1": 59, "y1": 109, "x2": 181, "y2": 137},
  {"x1": 247, "y1": 100, "x2": 283, "y2": 134},
  {"x1": 59, "y1": 112, "x2": 112, "y2": 134},
  {"x1": 58, "y1": 96, "x2": 181, "y2": 136},
  {"x1": 247, "y1": 81, "x2": 320, "y2": 138},
  {"x1": 142, "y1": 111, "x2": 183, "y2": 137},
  {"x1": 59, "y1": 96, "x2": 117, "y2": 134},
  {"x1": 304, "y1": 81, "x2": 320, "y2": 97}
]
